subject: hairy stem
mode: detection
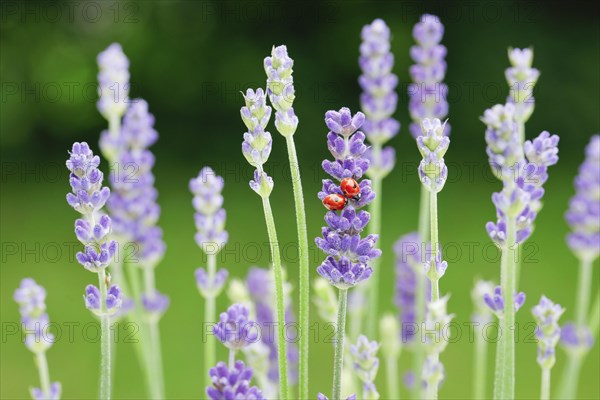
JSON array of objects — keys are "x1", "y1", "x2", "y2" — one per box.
[
  {"x1": 98, "y1": 268, "x2": 111, "y2": 400},
  {"x1": 429, "y1": 190, "x2": 440, "y2": 303},
  {"x1": 540, "y1": 368, "x2": 550, "y2": 400},
  {"x1": 413, "y1": 185, "x2": 430, "y2": 399},
  {"x1": 332, "y1": 288, "x2": 348, "y2": 400},
  {"x1": 283, "y1": 135, "x2": 310, "y2": 399},
  {"x1": 493, "y1": 316, "x2": 505, "y2": 400},
  {"x1": 261, "y1": 197, "x2": 289, "y2": 400},
  {"x1": 575, "y1": 257, "x2": 593, "y2": 327},
  {"x1": 35, "y1": 351, "x2": 51, "y2": 398},
  {"x1": 501, "y1": 216, "x2": 517, "y2": 399},
  {"x1": 473, "y1": 324, "x2": 488, "y2": 399},
  {"x1": 204, "y1": 253, "x2": 217, "y2": 392}
]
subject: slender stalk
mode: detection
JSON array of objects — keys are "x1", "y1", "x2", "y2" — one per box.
[
  {"x1": 500, "y1": 216, "x2": 517, "y2": 399},
  {"x1": 261, "y1": 197, "x2": 289, "y2": 400},
  {"x1": 424, "y1": 354, "x2": 439, "y2": 400},
  {"x1": 229, "y1": 349, "x2": 235, "y2": 369},
  {"x1": 366, "y1": 175, "x2": 382, "y2": 339},
  {"x1": 558, "y1": 355, "x2": 583, "y2": 399},
  {"x1": 589, "y1": 290, "x2": 600, "y2": 338},
  {"x1": 429, "y1": 190, "x2": 439, "y2": 303},
  {"x1": 473, "y1": 325, "x2": 488, "y2": 399},
  {"x1": 98, "y1": 268, "x2": 112, "y2": 400},
  {"x1": 385, "y1": 351, "x2": 400, "y2": 400},
  {"x1": 493, "y1": 316, "x2": 505, "y2": 400},
  {"x1": 540, "y1": 368, "x2": 550, "y2": 400},
  {"x1": 283, "y1": 135, "x2": 310, "y2": 399},
  {"x1": 204, "y1": 253, "x2": 217, "y2": 392},
  {"x1": 35, "y1": 351, "x2": 51, "y2": 398},
  {"x1": 575, "y1": 257, "x2": 593, "y2": 326},
  {"x1": 413, "y1": 185, "x2": 430, "y2": 399},
  {"x1": 332, "y1": 289, "x2": 348, "y2": 400}
]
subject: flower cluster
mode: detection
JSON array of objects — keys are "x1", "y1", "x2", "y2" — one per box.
[
  {"x1": 531, "y1": 296, "x2": 565, "y2": 369},
  {"x1": 422, "y1": 296, "x2": 454, "y2": 391},
  {"x1": 565, "y1": 135, "x2": 600, "y2": 261},
  {"x1": 394, "y1": 232, "x2": 431, "y2": 342},
  {"x1": 14, "y1": 279, "x2": 62, "y2": 399},
  {"x1": 67, "y1": 143, "x2": 117, "y2": 272},
  {"x1": 213, "y1": 304, "x2": 258, "y2": 350},
  {"x1": 482, "y1": 286, "x2": 526, "y2": 317},
  {"x1": 482, "y1": 103, "x2": 524, "y2": 179},
  {"x1": 246, "y1": 267, "x2": 299, "y2": 385},
  {"x1": 409, "y1": 14, "x2": 449, "y2": 138},
  {"x1": 206, "y1": 361, "x2": 264, "y2": 400},
  {"x1": 241, "y1": 88, "x2": 274, "y2": 198},
  {"x1": 486, "y1": 131, "x2": 560, "y2": 247},
  {"x1": 102, "y1": 100, "x2": 166, "y2": 269},
  {"x1": 84, "y1": 284, "x2": 123, "y2": 316},
  {"x1": 316, "y1": 108, "x2": 381, "y2": 289},
  {"x1": 505, "y1": 48, "x2": 540, "y2": 124},
  {"x1": 264, "y1": 45, "x2": 298, "y2": 136},
  {"x1": 416, "y1": 118, "x2": 450, "y2": 193},
  {"x1": 359, "y1": 18, "x2": 400, "y2": 178},
  {"x1": 349, "y1": 335, "x2": 380, "y2": 399},
  {"x1": 97, "y1": 43, "x2": 129, "y2": 121},
  {"x1": 560, "y1": 323, "x2": 595, "y2": 356}
]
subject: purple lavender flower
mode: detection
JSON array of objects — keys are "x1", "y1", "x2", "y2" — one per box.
[
  {"x1": 471, "y1": 280, "x2": 495, "y2": 324},
  {"x1": 409, "y1": 14, "x2": 449, "y2": 139},
  {"x1": 565, "y1": 135, "x2": 600, "y2": 261},
  {"x1": 359, "y1": 19, "x2": 400, "y2": 178},
  {"x1": 482, "y1": 103, "x2": 524, "y2": 179},
  {"x1": 264, "y1": 45, "x2": 298, "y2": 136},
  {"x1": 317, "y1": 108, "x2": 380, "y2": 289},
  {"x1": 506, "y1": 48, "x2": 540, "y2": 123},
  {"x1": 213, "y1": 304, "x2": 259, "y2": 350},
  {"x1": 196, "y1": 268, "x2": 229, "y2": 298},
  {"x1": 97, "y1": 43, "x2": 130, "y2": 120},
  {"x1": 102, "y1": 99, "x2": 166, "y2": 269},
  {"x1": 31, "y1": 382, "x2": 61, "y2": 400},
  {"x1": 206, "y1": 361, "x2": 264, "y2": 400},
  {"x1": 84, "y1": 284, "x2": 123, "y2": 316},
  {"x1": 14, "y1": 279, "x2": 54, "y2": 353},
  {"x1": 66, "y1": 142, "x2": 117, "y2": 273},
  {"x1": 416, "y1": 118, "x2": 450, "y2": 193},
  {"x1": 560, "y1": 322, "x2": 594, "y2": 355},
  {"x1": 394, "y1": 232, "x2": 431, "y2": 342},
  {"x1": 531, "y1": 296, "x2": 564, "y2": 369},
  {"x1": 349, "y1": 335, "x2": 380, "y2": 398},
  {"x1": 246, "y1": 267, "x2": 299, "y2": 385},
  {"x1": 141, "y1": 291, "x2": 170, "y2": 317},
  {"x1": 317, "y1": 394, "x2": 357, "y2": 400},
  {"x1": 483, "y1": 286, "x2": 526, "y2": 317}
]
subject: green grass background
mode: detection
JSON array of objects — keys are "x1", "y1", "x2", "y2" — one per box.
[{"x1": 1, "y1": 1, "x2": 599, "y2": 398}]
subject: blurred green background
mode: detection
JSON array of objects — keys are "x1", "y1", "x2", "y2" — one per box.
[{"x1": 1, "y1": 0, "x2": 599, "y2": 399}]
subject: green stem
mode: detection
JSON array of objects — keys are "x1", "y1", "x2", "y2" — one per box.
[
  {"x1": 493, "y1": 316, "x2": 505, "y2": 400},
  {"x1": 589, "y1": 289, "x2": 600, "y2": 338},
  {"x1": 229, "y1": 348, "x2": 235, "y2": 369},
  {"x1": 429, "y1": 190, "x2": 440, "y2": 302},
  {"x1": 35, "y1": 351, "x2": 51, "y2": 398},
  {"x1": 501, "y1": 216, "x2": 517, "y2": 399},
  {"x1": 413, "y1": 185, "x2": 430, "y2": 399},
  {"x1": 385, "y1": 351, "x2": 400, "y2": 400},
  {"x1": 283, "y1": 135, "x2": 310, "y2": 399},
  {"x1": 540, "y1": 368, "x2": 550, "y2": 400},
  {"x1": 98, "y1": 268, "x2": 112, "y2": 400},
  {"x1": 473, "y1": 325, "x2": 488, "y2": 399},
  {"x1": 366, "y1": 172, "x2": 382, "y2": 339},
  {"x1": 143, "y1": 267, "x2": 165, "y2": 399},
  {"x1": 332, "y1": 289, "x2": 348, "y2": 400},
  {"x1": 261, "y1": 197, "x2": 289, "y2": 400},
  {"x1": 558, "y1": 355, "x2": 583, "y2": 399},
  {"x1": 575, "y1": 257, "x2": 593, "y2": 327},
  {"x1": 205, "y1": 253, "x2": 217, "y2": 392}
]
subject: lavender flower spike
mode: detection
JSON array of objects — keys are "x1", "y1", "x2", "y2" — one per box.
[
  {"x1": 349, "y1": 335, "x2": 381, "y2": 400},
  {"x1": 506, "y1": 47, "x2": 540, "y2": 124},
  {"x1": 84, "y1": 284, "x2": 123, "y2": 316},
  {"x1": 532, "y1": 296, "x2": 565, "y2": 369},
  {"x1": 565, "y1": 135, "x2": 600, "y2": 261},
  {"x1": 416, "y1": 118, "x2": 450, "y2": 193},
  {"x1": 213, "y1": 304, "x2": 259, "y2": 350},
  {"x1": 359, "y1": 18, "x2": 400, "y2": 179},
  {"x1": 483, "y1": 285, "x2": 526, "y2": 317},
  {"x1": 409, "y1": 14, "x2": 449, "y2": 138},
  {"x1": 206, "y1": 361, "x2": 264, "y2": 400},
  {"x1": 264, "y1": 45, "x2": 298, "y2": 135},
  {"x1": 97, "y1": 43, "x2": 129, "y2": 121},
  {"x1": 14, "y1": 279, "x2": 61, "y2": 399},
  {"x1": 482, "y1": 103, "x2": 524, "y2": 180},
  {"x1": 422, "y1": 296, "x2": 454, "y2": 393}
]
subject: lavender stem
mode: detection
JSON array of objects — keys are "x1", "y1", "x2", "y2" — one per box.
[
  {"x1": 35, "y1": 351, "x2": 51, "y2": 398},
  {"x1": 332, "y1": 289, "x2": 348, "y2": 400},
  {"x1": 429, "y1": 190, "x2": 440, "y2": 302},
  {"x1": 228, "y1": 349, "x2": 235, "y2": 370},
  {"x1": 204, "y1": 253, "x2": 217, "y2": 391},
  {"x1": 500, "y1": 216, "x2": 517, "y2": 399},
  {"x1": 283, "y1": 134, "x2": 310, "y2": 400},
  {"x1": 575, "y1": 257, "x2": 593, "y2": 326},
  {"x1": 473, "y1": 324, "x2": 488, "y2": 399},
  {"x1": 540, "y1": 367, "x2": 551, "y2": 400},
  {"x1": 260, "y1": 196, "x2": 289, "y2": 400},
  {"x1": 98, "y1": 267, "x2": 112, "y2": 400}
]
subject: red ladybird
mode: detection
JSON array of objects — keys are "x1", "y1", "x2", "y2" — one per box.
[
  {"x1": 322, "y1": 193, "x2": 347, "y2": 211},
  {"x1": 340, "y1": 177, "x2": 361, "y2": 200}
]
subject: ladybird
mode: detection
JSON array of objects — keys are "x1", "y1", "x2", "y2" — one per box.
[
  {"x1": 340, "y1": 177, "x2": 361, "y2": 200},
  {"x1": 322, "y1": 193, "x2": 347, "y2": 211}
]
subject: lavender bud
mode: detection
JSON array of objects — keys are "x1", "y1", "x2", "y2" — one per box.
[
  {"x1": 141, "y1": 290, "x2": 170, "y2": 319},
  {"x1": 318, "y1": 393, "x2": 357, "y2": 400},
  {"x1": 249, "y1": 169, "x2": 274, "y2": 199},
  {"x1": 97, "y1": 43, "x2": 129, "y2": 120},
  {"x1": 560, "y1": 322, "x2": 594, "y2": 356},
  {"x1": 196, "y1": 268, "x2": 229, "y2": 298},
  {"x1": 349, "y1": 335, "x2": 380, "y2": 392},
  {"x1": 264, "y1": 45, "x2": 295, "y2": 112},
  {"x1": 416, "y1": 118, "x2": 450, "y2": 192},
  {"x1": 213, "y1": 304, "x2": 259, "y2": 350},
  {"x1": 506, "y1": 47, "x2": 540, "y2": 123},
  {"x1": 14, "y1": 279, "x2": 54, "y2": 354},
  {"x1": 482, "y1": 285, "x2": 526, "y2": 317},
  {"x1": 84, "y1": 284, "x2": 123, "y2": 316},
  {"x1": 531, "y1": 296, "x2": 565, "y2": 369}
]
